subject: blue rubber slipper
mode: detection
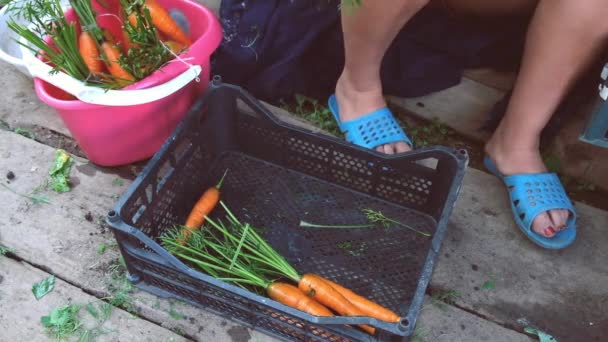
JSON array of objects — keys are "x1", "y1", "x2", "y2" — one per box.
[
  {"x1": 484, "y1": 156, "x2": 576, "y2": 249},
  {"x1": 328, "y1": 94, "x2": 412, "y2": 150}
]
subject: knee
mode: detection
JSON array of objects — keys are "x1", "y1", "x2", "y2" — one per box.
[{"x1": 539, "y1": 0, "x2": 608, "y2": 34}]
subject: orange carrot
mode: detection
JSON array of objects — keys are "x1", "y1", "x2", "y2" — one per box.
[
  {"x1": 141, "y1": 0, "x2": 191, "y2": 46},
  {"x1": 317, "y1": 277, "x2": 400, "y2": 323},
  {"x1": 299, "y1": 274, "x2": 375, "y2": 334},
  {"x1": 184, "y1": 170, "x2": 228, "y2": 229},
  {"x1": 101, "y1": 41, "x2": 135, "y2": 83},
  {"x1": 179, "y1": 171, "x2": 228, "y2": 244},
  {"x1": 164, "y1": 40, "x2": 185, "y2": 54},
  {"x1": 78, "y1": 31, "x2": 105, "y2": 74},
  {"x1": 267, "y1": 282, "x2": 334, "y2": 317},
  {"x1": 127, "y1": 12, "x2": 138, "y2": 28},
  {"x1": 121, "y1": 29, "x2": 132, "y2": 54}
]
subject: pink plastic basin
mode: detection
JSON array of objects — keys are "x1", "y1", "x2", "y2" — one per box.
[{"x1": 34, "y1": 0, "x2": 221, "y2": 166}]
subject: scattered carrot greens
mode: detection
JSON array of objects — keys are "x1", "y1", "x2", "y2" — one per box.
[
  {"x1": 32, "y1": 275, "x2": 56, "y2": 300},
  {"x1": 299, "y1": 221, "x2": 373, "y2": 229},
  {"x1": 299, "y1": 209, "x2": 431, "y2": 237},
  {"x1": 0, "y1": 244, "x2": 15, "y2": 256},
  {"x1": 0, "y1": 183, "x2": 50, "y2": 204},
  {"x1": 363, "y1": 209, "x2": 431, "y2": 237},
  {"x1": 49, "y1": 149, "x2": 73, "y2": 193},
  {"x1": 41, "y1": 304, "x2": 83, "y2": 340}
]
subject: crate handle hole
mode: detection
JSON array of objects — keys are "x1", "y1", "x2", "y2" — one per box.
[{"x1": 400, "y1": 318, "x2": 409, "y2": 328}]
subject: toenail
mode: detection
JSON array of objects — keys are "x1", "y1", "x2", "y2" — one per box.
[{"x1": 544, "y1": 227, "x2": 556, "y2": 236}]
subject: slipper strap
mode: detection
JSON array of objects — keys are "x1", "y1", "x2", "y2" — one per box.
[
  {"x1": 328, "y1": 95, "x2": 412, "y2": 149},
  {"x1": 504, "y1": 172, "x2": 576, "y2": 232},
  {"x1": 341, "y1": 108, "x2": 412, "y2": 149}
]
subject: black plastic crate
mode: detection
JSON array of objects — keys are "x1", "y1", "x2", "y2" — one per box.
[{"x1": 107, "y1": 78, "x2": 468, "y2": 341}]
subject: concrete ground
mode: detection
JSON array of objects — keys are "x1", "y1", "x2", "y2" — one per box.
[{"x1": 1, "y1": 2, "x2": 607, "y2": 341}]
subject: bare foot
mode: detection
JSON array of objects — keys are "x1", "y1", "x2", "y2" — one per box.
[
  {"x1": 335, "y1": 73, "x2": 411, "y2": 154},
  {"x1": 485, "y1": 138, "x2": 570, "y2": 238}
]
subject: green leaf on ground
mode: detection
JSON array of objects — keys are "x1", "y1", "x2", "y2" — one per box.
[
  {"x1": 482, "y1": 280, "x2": 495, "y2": 290},
  {"x1": 49, "y1": 149, "x2": 74, "y2": 193},
  {"x1": 32, "y1": 275, "x2": 56, "y2": 300},
  {"x1": 112, "y1": 178, "x2": 125, "y2": 187},
  {"x1": 41, "y1": 304, "x2": 83, "y2": 340},
  {"x1": 14, "y1": 127, "x2": 35, "y2": 139},
  {"x1": 0, "y1": 244, "x2": 15, "y2": 256},
  {"x1": 411, "y1": 324, "x2": 428, "y2": 342},
  {"x1": 431, "y1": 290, "x2": 461, "y2": 310},
  {"x1": 168, "y1": 303, "x2": 185, "y2": 320},
  {"x1": 524, "y1": 327, "x2": 558, "y2": 342},
  {"x1": 85, "y1": 302, "x2": 99, "y2": 319},
  {"x1": 96, "y1": 241, "x2": 117, "y2": 254},
  {"x1": 107, "y1": 257, "x2": 135, "y2": 313},
  {"x1": 86, "y1": 301, "x2": 113, "y2": 322}
]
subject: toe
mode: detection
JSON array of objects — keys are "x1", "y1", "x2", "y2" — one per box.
[
  {"x1": 394, "y1": 141, "x2": 411, "y2": 154},
  {"x1": 376, "y1": 146, "x2": 384, "y2": 153},
  {"x1": 383, "y1": 144, "x2": 396, "y2": 155},
  {"x1": 549, "y1": 209, "x2": 569, "y2": 231},
  {"x1": 531, "y1": 212, "x2": 556, "y2": 238}
]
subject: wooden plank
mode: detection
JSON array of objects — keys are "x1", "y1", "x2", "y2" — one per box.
[
  {"x1": 0, "y1": 257, "x2": 189, "y2": 342},
  {"x1": 0, "y1": 129, "x2": 534, "y2": 341},
  {"x1": 388, "y1": 77, "x2": 504, "y2": 142},
  {"x1": 431, "y1": 168, "x2": 608, "y2": 342},
  {"x1": 0, "y1": 131, "x2": 272, "y2": 342},
  {"x1": 416, "y1": 296, "x2": 531, "y2": 342},
  {"x1": 0, "y1": 61, "x2": 70, "y2": 136}
]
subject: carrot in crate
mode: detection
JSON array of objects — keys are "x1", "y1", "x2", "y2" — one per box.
[
  {"x1": 161, "y1": 228, "x2": 333, "y2": 317},
  {"x1": 267, "y1": 283, "x2": 333, "y2": 317},
  {"x1": 316, "y1": 277, "x2": 400, "y2": 323},
  {"x1": 178, "y1": 170, "x2": 228, "y2": 244},
  {"x1": 164, "y1": 199, "x2": 401, "y2": 335},
  {"x1": 199, "y1": 203, "x2": 390, "y2": 335}
]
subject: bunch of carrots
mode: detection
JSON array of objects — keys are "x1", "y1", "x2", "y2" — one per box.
[
  {"x1": 163, "y1": 172, "x2": 401, "y2": 335},
  {"x1": 6, "y1": 0, "x2": 191, "y2": 89}
]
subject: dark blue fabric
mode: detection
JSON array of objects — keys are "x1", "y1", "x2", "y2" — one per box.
[{"x1": 211, "y1": 0, "x2": 526, "y2": 102}]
